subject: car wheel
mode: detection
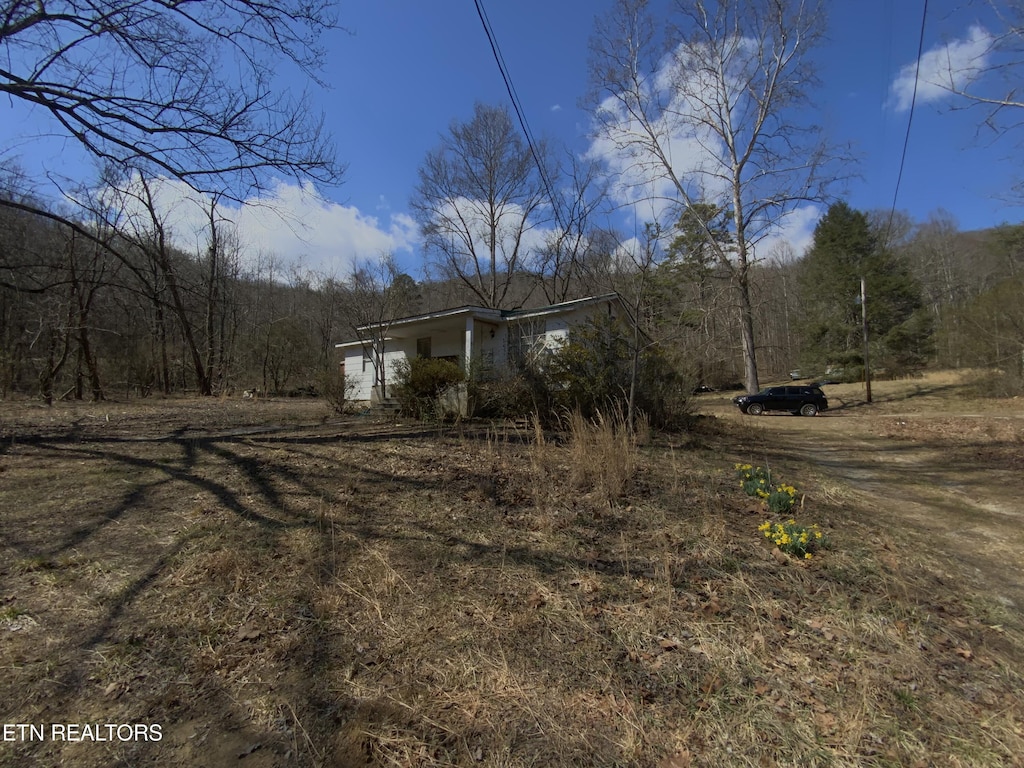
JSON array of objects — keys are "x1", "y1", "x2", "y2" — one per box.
[
  {"x1": 746, "y1": 403, "x2": 764, "y2": 415},
  {"x1": 799, "y1": 403, "x2": 818, "y2": 417}
]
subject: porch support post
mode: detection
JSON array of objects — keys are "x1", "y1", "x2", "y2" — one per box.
[
  {"x1": 462, "y1": 315, "x2": 474, "y2": 417},
  {"x1": 464, "y1": 315, "x2": 474, "y2": 372}
]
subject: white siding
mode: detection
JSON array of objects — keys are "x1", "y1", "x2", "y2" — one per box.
[{"x1": 343, "y1": 347, "x2": 374, "y2": 401}]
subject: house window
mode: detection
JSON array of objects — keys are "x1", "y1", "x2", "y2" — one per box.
[
  {"x1": 362, "y1": 351, "x2": 372, "y2": 373},
  {"x1": 416, "y1": 337, "x2": 432, "y2": 358},
  {"x1": 508, "y1": 322, "x2": 550, "y2": 366}
]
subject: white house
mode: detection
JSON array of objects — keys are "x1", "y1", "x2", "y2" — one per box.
[{"x1": 336, "y1": 293, "x2": 624, "y2": 412}]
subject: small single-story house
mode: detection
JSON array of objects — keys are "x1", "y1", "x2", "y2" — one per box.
[{"x1": 336, "y1": 293, "x2": 624, "y2": 413}]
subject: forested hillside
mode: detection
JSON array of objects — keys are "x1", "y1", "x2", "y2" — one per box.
[{"x1": 3, "y1": 189, "x2": 1021, "y2": 404}]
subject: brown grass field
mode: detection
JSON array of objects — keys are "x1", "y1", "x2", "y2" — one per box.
[{"x1": 1, "y1": 370, "x2": 1022, "y2": 767}]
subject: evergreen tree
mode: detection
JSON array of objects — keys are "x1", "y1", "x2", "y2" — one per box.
[
  {"x1": 798, "y1": 202, "x2": 931, "y2": 376},
  {"x1": 650, "y1": 203, "x2": 735, "y2": 385}
]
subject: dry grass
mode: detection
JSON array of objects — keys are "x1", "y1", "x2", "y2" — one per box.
[
  {"x1": 800, "y1": 368, "x2": 1013, "y2": 415},
  {"x1": 564, "y1": 408, "x2": 643, "y2": 505},
  {"x1": 0, "y1": 389, "x2": 1022, "y2": 767}
]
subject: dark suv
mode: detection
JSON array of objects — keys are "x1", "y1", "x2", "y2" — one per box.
[{"x1": 732, "y1": 385, "x2": 828, "y2": 416}]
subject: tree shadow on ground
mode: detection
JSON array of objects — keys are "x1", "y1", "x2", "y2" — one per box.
[{"x1": 1, "y1": 418, "x2": 673, "y2": 766}]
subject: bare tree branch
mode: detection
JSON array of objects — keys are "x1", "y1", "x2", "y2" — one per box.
[
  {"x1": 587, "y1": 0, "x2": 847, "y2": 392},
  {"x1": 412, "y1": 103, "x2": 547, "y2": 310},
  {"x1": 1, "y1": 0, "x2": 345, "y2": 200}
]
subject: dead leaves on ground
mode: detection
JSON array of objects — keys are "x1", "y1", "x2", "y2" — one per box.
[{"x1": 659, "y1": 749, "x2": 692, "y2": 768}]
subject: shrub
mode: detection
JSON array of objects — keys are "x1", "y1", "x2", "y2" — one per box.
[
  {"x1": 468, "y1": 368, "x2": 540, "y2": 420},
  {"x1": 318, "y1": 369, "x2": 355, "y2": 415},
  {"x1": 966, "y1": 368, "x2": 1024, "y2": 398},
  {"x1": 393, "y1": 357, "x2": 465, "y2": 420},
  {"x1": 542, "y1": 316, "x2": 689, "y2": 429},
  {"x1": 766, "y1": 483, "x2": 798, "y2": 515}
]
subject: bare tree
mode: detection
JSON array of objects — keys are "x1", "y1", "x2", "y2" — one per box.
[
  {"x1": 658, "y1": 202, "x2": 736, "y2": 383},
  {"x1": 620, "y1": 223, "x2": 661, "y2": 428},
  {"x1": 343, "y1": 253, "x2": 416, "y2": 400},
  {"x1": 1, "y1": 0, "x2": 346, "y2": 397},
  {"x1": 66, "y1": 229, "x2": 114, "y2": 401},
  {"x1": 927, "y1": 2, "x2": 1024, "y2": 197},
  {"x1": 936, "y1": 3, "x2": 1024, "y2": 119},
  {"x1": 197, "y1": 194, "x2": 245, "y2": 394},
  {"x1": 413, "y1": 103, "x2": 546, "y2": 309},
  {"x1": 0, "y1": 0, "x2": 343, "y2": 203},
  {"x1": 92, "y1": 171, "x2": 219, "y2": 394},
  {"x1": 588, "y1": 0, "x2": 842, "y2": 393},
  {"x1": 532, "y1": 153, "x2": 610, "y2": 304}
]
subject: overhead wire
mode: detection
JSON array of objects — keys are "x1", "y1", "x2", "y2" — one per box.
[
  {"x1": 473, "y1": 0, "x2": 569, "y2": 234},
  {"x1": 886, "y1": 0, "x2": 930, "y2": 245}
]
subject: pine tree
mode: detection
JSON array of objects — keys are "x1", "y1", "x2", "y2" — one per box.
[{"x1": 798, "y1": 202, "x2": 931, "y2": 376}]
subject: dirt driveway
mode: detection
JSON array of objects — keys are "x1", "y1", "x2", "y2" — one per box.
[{"x1": 701, "y1": 383, "x2": 1024, "y2": 611}]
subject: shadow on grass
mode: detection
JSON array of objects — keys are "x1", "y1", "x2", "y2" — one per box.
[{"x1": 2, "y1": 419, "x2": 677, "y2": 766}]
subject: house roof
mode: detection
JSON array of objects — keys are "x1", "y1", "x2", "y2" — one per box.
[
  {"x1": 335, "y1": 293, "x2": 622, "y2": 347},
  {"x1": 501, "y1": 293, "x2": 620, "y2": 321}
]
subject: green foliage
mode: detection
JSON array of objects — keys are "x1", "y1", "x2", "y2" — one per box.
[
  {"x1": 392, "y1": 357, "x2": 465, "y2": 420},
  {"x1": 661, "y1": 202, "x2": 733, "y2": 285},
  {"x1": 766, "y1": 484, "x2": 798, "y2": 516},
  {"x1": 798, "y1": 201, "x2": 932, "y2": 376},
  {"x1": 758, "y1": 519, "x2": 826, "y2": 559},
  {"x1": 735, "y1": 464, "x2": 798, "y2": 514},
  {"x1": 735, "y1": 463, "x2": 772, "y2": 499},
  {"x1": 469, "y1": 315, "x2": 689, "y2": 428},
  {"x1": 543, "y1": 315, "x2": 689, "y2": 428},
  {"x1": 736, "y1": 464, "x2": 826, "y2": 559}
]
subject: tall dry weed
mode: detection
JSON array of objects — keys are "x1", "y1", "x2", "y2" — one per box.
[{"x1": 565, "y1": 408, "x2": 639, "y2": 504}]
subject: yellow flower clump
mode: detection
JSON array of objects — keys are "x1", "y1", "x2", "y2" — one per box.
[{"x1": 761, "y1": 520, "x2": 824, "y2": 559}]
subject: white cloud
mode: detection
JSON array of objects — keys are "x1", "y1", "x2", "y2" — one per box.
[
  {"x1": 550, "y1": 104, "x2": 562, "y2": 112},
  {"x1": 428, "y1": 196, "x2": 552, "y2": 270},
  {"x1": 889, "y1": 25, "x2": 993, "y2": 112},
  {"x1": 586, "y1": 36, "x2": 826, "y2": 261},
  {"x1": 585, "y1": 40, "x2": 745, "y2": 227},
  {"x1": 99, "y1": 176, "x2": 419, "y2": 277},
  {"x1": 588, "y1": 91, "x2": 728, "y2": 223},
  {"x1": 754, "y1": 204, "x2": 821, "y2": 262}
]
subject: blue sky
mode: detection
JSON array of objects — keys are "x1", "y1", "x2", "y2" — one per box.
[{"x1": 2, "y1": 0, "x2": 1022, "y2": 278}]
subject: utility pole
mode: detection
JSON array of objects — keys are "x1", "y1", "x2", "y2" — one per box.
[{"x1": 861, "y1": 276, "x2": 872, "y2": 403}]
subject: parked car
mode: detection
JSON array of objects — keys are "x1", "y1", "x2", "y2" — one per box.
[
  {"x1": 732, "y1": 385, "x2": 828, "y2": 416},
  {"x1": 788, "y1": 369, "x2": 803, "y2": 380}
]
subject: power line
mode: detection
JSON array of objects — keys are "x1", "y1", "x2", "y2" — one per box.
[
  {"x1": 886, "y1": 0, "x2": 929, "y2": 245},
  {"x1": 473, "y1": 0, "x2": 568, "y2": 234}
]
